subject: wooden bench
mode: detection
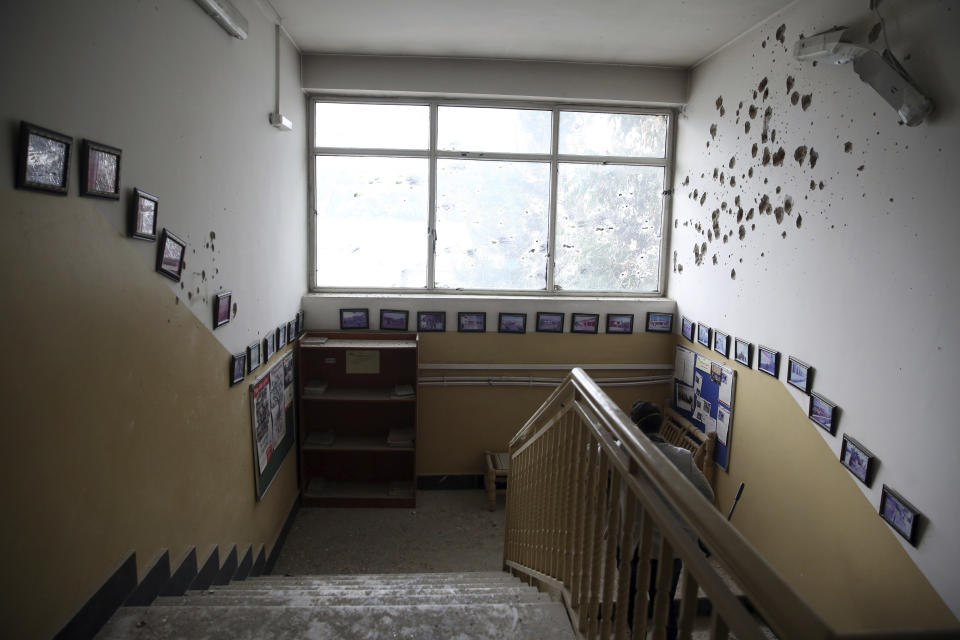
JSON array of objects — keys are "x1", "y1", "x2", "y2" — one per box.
[
  {"x1": 661, "y1": 406, "x2": 718, "y2": 502},
  {"x1": 484, "y1": 451, "x2": 510, "y2": 511}
]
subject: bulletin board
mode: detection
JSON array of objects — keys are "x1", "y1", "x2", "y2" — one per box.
[
  {"x1": 673, "y1": 345, "x2": 736, "y2": 470},
  {"x1": 249, "y1": 350, "x2": 296, "y2": 500}
]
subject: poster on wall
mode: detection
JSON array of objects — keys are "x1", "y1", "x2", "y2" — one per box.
[
  {"x1": 673, "y1": 345, "x2": 736, "y2": 470},
  {"x1": 250, "y1": 350, "x2": 296, "y2": 500}
]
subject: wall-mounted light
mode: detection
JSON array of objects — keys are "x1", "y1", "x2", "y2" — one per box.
[{"x1": 193, "y1": 0, "x2": 249, "y2": 40}]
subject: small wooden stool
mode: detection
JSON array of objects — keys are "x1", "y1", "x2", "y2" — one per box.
[{"x1": 484, "y1": 451, "x2": 509, "y2": 511}]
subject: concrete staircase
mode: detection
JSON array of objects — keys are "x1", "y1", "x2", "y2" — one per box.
[{"x1": 96, "y1": 571, "x2": 576, "y2": 639}]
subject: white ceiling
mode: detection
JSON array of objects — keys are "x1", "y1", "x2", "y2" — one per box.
[{"x1": 266, "y1": 0, "x2": 795, "y2": 67}]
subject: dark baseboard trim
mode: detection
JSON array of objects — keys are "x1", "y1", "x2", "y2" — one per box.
[
  {"x1": 251, "y1": 544, "x2": 266, "y2": 577},
  {"x1": 417, "y1": 474, "x2": 484, "y2": 490},
  {"x1": 234, "y1": 545, "x2": 253, "y2": 581},
  {"x1": 124, "y1": 549, "x2": 170, "y2": 606},
  {"x1": 160, "y1": 547, "x2": 197, "y2": 596},
  {"x1": 265, "y1": 497, "x2": 300, "y2": 575},
  {"x1": 214, "y1": 546, "x2": 237, "y2": 585},
  {"x1": 54, "y1": 551, "x2": 137, "y2": 640},
  {"x1": 190, "y1": 545, "x2": 220, "y2": 590}
]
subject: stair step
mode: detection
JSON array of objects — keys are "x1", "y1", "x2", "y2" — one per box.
[
  {"x1": 244, "y1": 572, "x2": 518, "y2": 585},
  {"x1": 209, "y1": 583, "x2": 533, "y2": 594},
  {"x1": 153, "y1": 591, "x2": 552, "y2": 607},
  {"x1": 98, "y1": 602, "x2": 576, "y2": 639}
]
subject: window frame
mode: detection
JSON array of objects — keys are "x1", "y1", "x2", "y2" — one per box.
[{"x1": 308, "y1": 95, "x2": 675, "y2": 297}]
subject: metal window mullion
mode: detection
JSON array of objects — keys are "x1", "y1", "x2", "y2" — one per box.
[
  {"x1": 308, "y1": 99, "x2": 318, "y2": 289},
  {"x1": 658, "y1": 108, "x2": 678, "y2": 296},
  {"x1": 546, "y1": 106, "x2": 560, "y2": 292},
  {"x1": 435, "y1": 150, "x2": 552, "y2": 163},
  {"x1": 427, "y1": 103, "x2": 438, "y2": 289},
  {"x1": 556, "y1": 154, "x2": 667, "y2": 167},
  {"x1": 312, "y1": 147, "x2": 431, "y2": 159}
]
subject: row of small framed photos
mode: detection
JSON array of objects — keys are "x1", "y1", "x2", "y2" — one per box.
[
  {"x1": 230, "y1": 311, "x2": 304, "y2": 386},
  {"x1": 339, "y1": 309, "x2": 676, "y2": 334},
  {"x1": 681, "y1": 315, "x2": 923, "y2": 546}
]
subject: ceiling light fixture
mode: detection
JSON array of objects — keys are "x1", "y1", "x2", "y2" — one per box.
[{"x1": 193, "y1": 0, "x2": 248, "y2": 40}]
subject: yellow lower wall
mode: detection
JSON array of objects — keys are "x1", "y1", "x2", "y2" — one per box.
[{"x1": 0, "y1": 191, "x2": 298, "y2": 639}]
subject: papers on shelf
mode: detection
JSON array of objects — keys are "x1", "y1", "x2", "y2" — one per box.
[
  {"x1": 387, "y1": 427, "x2": 415, "y2": 447},
  {"x1": 303, "y1": 381, "x2": 328, "y2": 398},
  {"x1": 301, "y1": 337, "x2": 329, "y2": 347},
  {"x1": 391, "y1": 384, "x2": 415, "y2": 398},
  {"x1": 306, "y1": 430, "x2": 335, "y2": 447}
]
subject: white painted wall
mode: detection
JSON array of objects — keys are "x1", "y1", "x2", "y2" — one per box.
[
  {"x1": 0, "y1": 0, "x2": 307, "y2": 356},
  {"x1": 670, "y1": 0, "x2": 960, "y2": 618}
]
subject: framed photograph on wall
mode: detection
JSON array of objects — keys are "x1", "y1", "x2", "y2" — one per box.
[
  {"x1": 645, "y1": 312, "x2": 673, "y2": 333},
  {"x1": 787, "y1": 357, "x2": 813, "y2": 393},
  {"x1": 247, "y1": 340, "x2": 262, "y2": 374},
  {"x1": 713, "y1": 330, "x2": 730, "y2": 358},
  {"x1": 277, "y1": 323, "x2": 287, "y2": 348},
  {"x1": 79, "y1": 139, "x2": 121, "y2": 199},
  {"x1": 230, "y1": 352, "x2": 246, "y2": 386},
  {"x1": 287, "y1": 319, "x2": 296, "y2": 342},
  {"x1": 840, "y1": 434, "x2": 875, "y2": 486},
  {"x1": 498, "y1": 313, "x2": 527, "y2": 334},
  {"x1": 606, "y1": 313, "x2": 634, "y2": 334},
  {"x1": 340, "y1": 308, "x2": 369, "y2": 330},
  {"x1": 808, "y1": 392, "x2": 838, "y2": 434},
  {"x1": 417, "y1": 311, "x2": 446, "y2": 332},
  {"x1": 155, "y1": 228, "x2": 186, "y2": 282},
  {"x1": 213, "y1": 291, "x2": 232, "y2": 328},
  {"x1": 681, "y1": 316, "x2": 696, "y2": 342},
  {"x1": 458, "y1": 311, "x2": 486, "y2": 333},
  {"x1": 696, "y1": 323, "x2": 712, "y2": 348},
  {"x1": 879, "y1": 485, "x2": 922, "y2": 546},
  {"x1": 16, "y1": 121, "x2": 71, "y2": 195},
  {"x1": 757, "y1": 345, "x2": 780, "y2": 378},
  {"x1": 264, "y1": 332, "x2": 276, "y2": 360},
  {"x1": 297, "y1": 310, "x2": 304, "y2": 334},
  {"x1": 571, "y1": 313, "x2": 599, "y2": 334},
  {"x1": 734, "y1": 338, "x2": 753, "y2": 367},
  {"x1": 536, "y1": 312, "x2": 564, "y2": 333},
  {"x1": 380, "y1": 309, "x2": 409, "y2": 331},
  {"x1": 129, "y1": 188, "x2": 158, "y2": 241}
]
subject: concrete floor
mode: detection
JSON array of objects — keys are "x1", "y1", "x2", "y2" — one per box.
[{"x1": 273, "y1": 490, "x2": 506, "y2": 576}]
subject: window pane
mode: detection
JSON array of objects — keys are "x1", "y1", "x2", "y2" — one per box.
[
  {"x1": 559, "y1": 111, "x2": 667, "y2": 157},
  {"x1": 315, "y1": 103, "x2": 429, "y2": 149},
  {"x1": 555, "y1": 164, "x2": 663, "y2": 292},
  {"x1": 435, "y1": 160, "x2": 549, "y2": 290},
  {"x1": 315, "y1": 157, "x2": 427, "y2": 287},
  {"x1": 438, "y1": 106, "x2": 551, "y2": 154}
]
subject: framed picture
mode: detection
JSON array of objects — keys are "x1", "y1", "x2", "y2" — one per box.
[
  {"x1": 264, "y1": 332, "x2": 276, "y2": 360},
  {"x1": 808, "y1": 392, "x2": 838, "y2": 434},
  {"x1": 787, "y1": 357, "x2": 813, "y2": 393},
  {"x1": 713, "y1": 330, "x2": 730, "y2": 358},
  {"x1": 277, "y1": 323, "x2": 287, "y2": 348},
  {"x1": 247, "y1": 340, "x2": 262, "y2": 374},
  {"x1": 16, "y1": 121, "x2": 71, "y2": 195},
  {"x1": 340, "y1": 308, "x2": 369, "y2": 330},
  {"x1": 607, "y1": 314, "x2": 634, "y2": 334},
  {"x1": 129, "y1": 189, "x2": 158, "y2": 241},
  {"x1": 417, "y1": 311, "x2": 446, "y2": 332},
  {"x1": 380, "y1": 309, "x2": 409, "y2": 331},
  {"x1": 696, "y1": 323, "x2": 712, "y2": 348},
  {"x1": 840, "y1": 434, "x2": 875, "y2": 486},
  {"x1": 79, "y1": 139, "x2": 121, "y2": 199},
  {"x1": 155, "y1": 228, "x2": 186, "y2": 282},
  {"x1": 458, "y1": 311, "x2": 486, "y2": 333},
  {"x1": 498, "y1": 312, "x2": 527, "y2": 334},
  {"x1": 681, "y1": 316, "x2": 695, "y2": 342},
  {"x1": 571, "y1": 313, "x2": 599, "y2": 334},
  {"x1": 230, "y1": 352, "x2": 246, "y2": 386},
  {"x1": 287, "y1": 319, "x2": 296, "y2": 342},
  {"x1": 879, "y1": 485, "x2": 922, "y2": 546},
  {"x1": 535, "y1": 312, "x2": 564, "y2": 333},
  {"x1": 645, "y1": 312, "x2": 673, "y2": 333},
  {"x1": 213, "y1": 291, "x2": 232, "y2": 328},
  {"x1": 733, "y1": 338, "x2": 753, "y2": 367},
  {"x1": 297, "y1": 309, "x2": 304, "y2": 334},
  {"x1": 757, "y1": 345, "x2": 780, "y2": 378}
]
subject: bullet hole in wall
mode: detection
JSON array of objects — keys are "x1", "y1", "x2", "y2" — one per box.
[
  {"x1": 791, "y1": 91, "x2": 800, "y2": 105},
  {"x1": 801, "y1": 94, "x2": 812, "y2": 111},
  {"x1": 786, "y1": 75, "x2": 794, "y2": 93},
  {"x1": 809, "y1": 149, "x2": 819, "y2": 168},
  {"x1": 710, "y1": 124, "x2": 717, "y2": 139},
  {"x1": 775, "y1": 24, "x2": 786, "y2": 44},
  {"x1": 796, "y1": 215, "x2": 803, "y2": 228},
  {"x1": 751, "y1": 143, "x2": 758, "y2": 157},
  {"x1": 794, "y1": 145, "x2": 808, "y2": 165},
  {"x1": 772, "y1": 147, "x2": 785, "y2": 166},
  {"x1": 844, "y1": 141, "x2": 853, "y2": 153}
]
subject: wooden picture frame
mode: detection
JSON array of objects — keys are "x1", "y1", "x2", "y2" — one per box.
[
  {"x1": 713, "y1": 330, "x2": 730, "y2": 358},
  {"x1": 247, "y1": 340, "x2": 262, "y2": 374},
  {"x1": 681, "y1": 316, "x2": 695, "y2": 342},
  {"x1": 606, "y1": 313, "x2": 634, "y2": 334},
  {"x1": 696, "y1": 323, "x2": 712, "y2": 348},
  {"x1": 645, "y1": 312, "x2": 673, "y2": 333},
  {"x1": 79, "y1": 139, "x2": 121, "y2": 199},
  {"x1": 879, "y1": 485, "x2": 922, "y2": 546},
  {"x1": 458, "y1": 311, "x2": 486, "y2": 333},
  {"x1": 787, "y1": 356, "x2": 813, "y2": 393},
  {"x1": 230, "y1": 352, "x2": 246, "y2": 386},
  {"x1": 340, "y1": 308, "x2": 369, "y2": 330},
  {"x1": 734, "y1": 338, "x2": 753, "y2": 367},
  {"x1": 16, "y1": 121, "x2": 71, "y2": 195},
  {"x1": 380, "y1": 309, "x2": 409, "y2": 331},
  {"x1": 498, "y1": 313, "x2": 526, "y2": 334},
  {"x1": 757, "y1": 345, "x2": 780, "y2": 378},
  {"x1": 808, "y1": 392, "x2": 838, "y2": 435},
  {"x1": 571, "y1": 313, "x2": 599, "y2": 334},
  {"x1": 213, "y1": 291, "x2": 232, "y2": 328},
  {"x1": 155, "y1": 228, "x2": 186, "y2": 282},
  {"x1": 129, "y1": 188, "x2": 158, "y2": 241},
  {"x1": 417, "y1": 311, "x2": 446, "y2": 332},
  {"x1": 535, "y1": 312, "x2": 564, "y2": 333},
  {"x1": 840, "y1": 434, "x2": 874, "y2": 486}
]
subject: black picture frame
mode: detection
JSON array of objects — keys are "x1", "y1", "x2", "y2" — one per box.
[
  {"x1": 213, "y1": 291, "x2": 232, "y2": 328},
  {"x1": 380, "y1": 309, "x2": 409, "y2": 331},
  {"x1": 787, "y1": 357, "x2": 813, "y2": 393},
  {"x1": 757, "y1": 345, "x2": 780, "y2": 378},
  {"x1": 535, "y1": 312, "x2": 564, "y2": 333},
  {"x1": 458, "y1": 311, "x2": 486, "y2": 333},
  {"x1": 296, "y1": 310, "x2": 304, "y2": 334},
  {"x1": 606, "y1": 313, "x2": 634, "y2": 334},
  {"x1": 264, "y1": 332, "x2": 276, "y2": 360},
  {"x1": 247, "y1": 340, "x2": 262, "y2": 374},
  {"x1": 417, "y1": 311, "x2": 446, "y2": 332},
  {"x1": 734, "y1": 338, "x2": 753, "y2": 367},
  {"x1": 681, "y1": 316, "x2": 695, "y2": 342},
  {"x1": 277, "y1": 323, "x2": 287, "y2": 348},
  {"x1": 571, "y1": 313, "x2": 599, "y2": 334},
  {"x1": 16, "y1": 121, "x2": 71, "y2": 195},
  {"x1": 713, "y1": 330, "x2": 730, "y2": 358},
  {"x1": 340, "y1": 308, "x2": 369, "y2": 330},
  {"x1": 645, "y1": 312, "x2": 673, "y2": 333},
  {"x1": 230, "y1": 352, "x2": 246, "y2": 386},
  {"x1": 498, "y1": 312, "x2": 527, "y2": 333},
  {"x1": 79, "y1": 138, "x2": 121, "y2": 199},
  {"x1": 287, "y1": 319, "x2": 296, "y2": 342},
  {"x1": 696, "y1": 323, "x2": 712, "y2": 348},
  {"x1": 808, "y1": 392, "x2": 838, "y2": 435},
  {"x1": 155, "y1": 228, "x2": 186, "y2": 282},
  {"x1": 879, "y1": 485, "x2": 922, "y2": 546},
  {"x1": 840, "y1": 434, "x2": 875, "y2": 486},
  {"x1": 129, "y1": 188, "x2": 158, "y2": 241}
]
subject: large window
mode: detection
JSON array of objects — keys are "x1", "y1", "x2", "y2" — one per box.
[{"x1": 311, "y1": 99, "x2": 671, "y2": 295}]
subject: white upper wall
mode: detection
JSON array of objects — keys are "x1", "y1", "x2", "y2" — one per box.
[
  {"x1": 670, "y1": 0, "x2": 960, "y2": 618},
  {"x1": 0, "y1": 0, "x2": 307, "y2": 355}
]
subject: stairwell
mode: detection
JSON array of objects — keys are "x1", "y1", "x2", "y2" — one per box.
[{"x1": 96, "y1": 571, "x2": 576, "y2": 639}]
